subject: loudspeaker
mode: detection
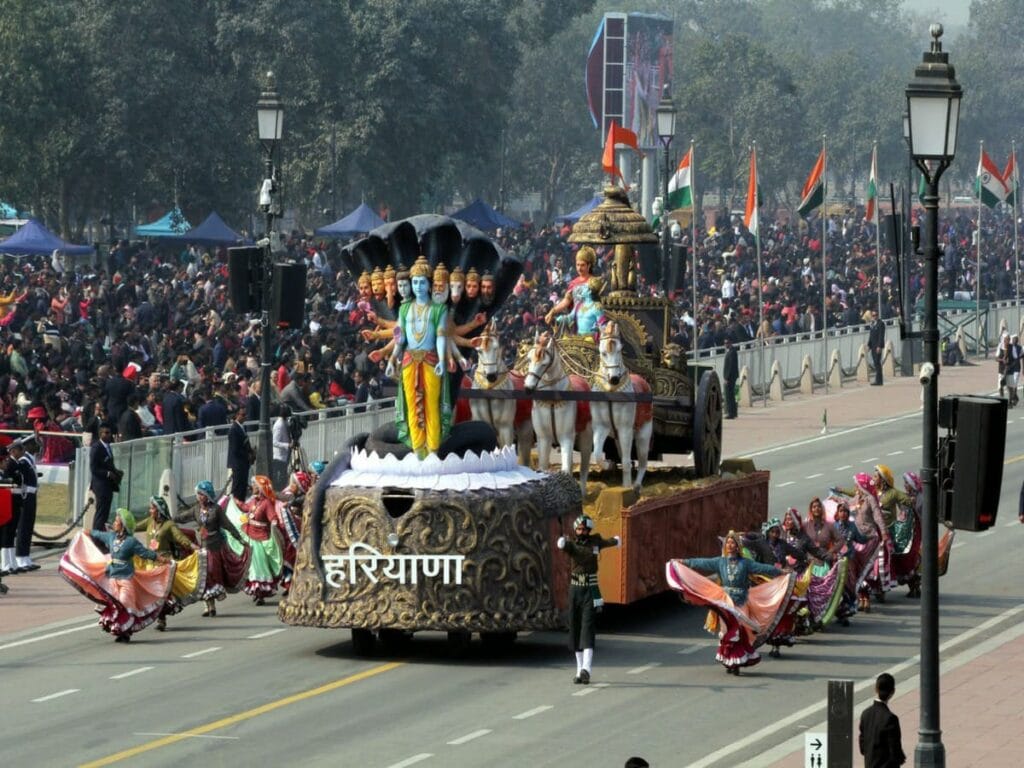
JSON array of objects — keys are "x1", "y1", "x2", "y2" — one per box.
[
  {"x1": 228, "y1": 246, "x2": 265, "y2": 314},
  {"x1": 271, "y1": 262, "x2": 307, "y2": 330},
  {"x1": 942, "y1": 395, "x2": 1007, "y2": 530},
  {"x1": 669, "y1": 243, "x2": 688, "y2": 294}
]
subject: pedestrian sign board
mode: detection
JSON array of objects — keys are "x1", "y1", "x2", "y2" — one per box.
[{"x1": 804, "y1": 731, "x2": 828, "y2": 767}]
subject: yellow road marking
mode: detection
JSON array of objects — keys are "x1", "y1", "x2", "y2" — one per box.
[
  {"x1": 79, "y1": 662, "x2": 403, "y2": 767},
  {"x1": 1004, "y1": 453, "x2": 1024, "y2": 465}
]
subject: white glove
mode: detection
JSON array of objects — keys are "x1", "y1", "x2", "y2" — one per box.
[
  {"x1": 613, "y1": 536, "x2": 621, "y2": 547},
  {"x1": 556, "y1": 536, "x2": 566, "y2": 549}
]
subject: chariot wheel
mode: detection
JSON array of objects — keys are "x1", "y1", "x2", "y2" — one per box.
[{"x1": 692, "y1": 370, "x2": 722, "y2": 477}]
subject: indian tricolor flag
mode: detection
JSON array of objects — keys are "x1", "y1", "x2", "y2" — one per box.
[
  {"x1": 864, "y1": 144, "x2": 878, "y2": 224},
  {"x1": 667, "y1": 146, "x2": 693, "y2": 210},
  {"x1": 975, "y1": 147, "x2": 1009, "y2": 208},
  {"x1": 797, "y1": 149, "x2": 825, "y2": 216},
  {"x1": 1004, "y1": 149, "x2": 1019, "y2": 207},
  {"x1": 744, "y1": 146, "x2": 759, "y2": 236}
]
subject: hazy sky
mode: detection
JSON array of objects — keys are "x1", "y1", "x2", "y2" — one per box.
[{"x1": 903, "y1": 0, "x2": 971, "y2": 29}]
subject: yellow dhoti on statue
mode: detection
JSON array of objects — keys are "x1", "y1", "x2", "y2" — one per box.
[{"x1": 402, "y1": 350, "x2": 442, "y2": 455}]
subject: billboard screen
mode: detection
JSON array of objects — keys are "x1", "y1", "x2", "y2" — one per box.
[{"x1": 586, "y1": 13, "x2": 673, "y2": 150}]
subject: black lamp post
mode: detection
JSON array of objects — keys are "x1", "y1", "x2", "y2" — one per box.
[
  {"x1": 255, "y1": 71, "x2": 284, "y2": 476},
  {"x1": 656, "y1": 91, "x2": 677, "y2": 295},
  {"x1": 905, "y1": 23, "x2": 961, "y2": 768},
  {"x1": 901, "y1": 112, "x2": 915, "y2": 377}
]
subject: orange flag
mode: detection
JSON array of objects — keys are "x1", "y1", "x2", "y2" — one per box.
[{"x1": 602, "y1": 121, "x2": 640, "y2": 186}]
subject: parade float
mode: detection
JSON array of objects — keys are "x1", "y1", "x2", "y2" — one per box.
[{"x1": 279, "y1": 188, "x2": 768, "y2": 654}]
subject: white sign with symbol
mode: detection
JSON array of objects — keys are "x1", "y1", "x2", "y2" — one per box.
[{"x1": 804, "y1": 732, "x2": 828, "y2": 768}]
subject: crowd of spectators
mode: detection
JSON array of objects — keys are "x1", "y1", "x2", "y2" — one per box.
[{"x1": 0, "y1": 202, "x2": 1016, "y2": 459}]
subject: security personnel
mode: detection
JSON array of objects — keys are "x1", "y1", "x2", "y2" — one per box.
[
  {"x1": 10, "y1": 437, "x2": 40, "y2": 572},
  {"x1": 556, "y1": 514, "x2": 620, "y2": 684}
]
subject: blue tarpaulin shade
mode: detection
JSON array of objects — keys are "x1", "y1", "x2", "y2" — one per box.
[
  {"x1": 554, "y1": 196, "x2": 602, "y2": 225},
  {"x1": 171, "y1": 212, "x2": 244, "y2": 246},
  {"x1": 314, "y1": 203, "x2": 385, "y2": 237},
  {"x1": 450, "y1": 199, "x2": 521, "y2": 231},
  {"x1": 0, "y1": 218, "x2": 93, "y2": 257},
  {"x1": 135, "y1": 208, "x2": 192, "y2": 238}
]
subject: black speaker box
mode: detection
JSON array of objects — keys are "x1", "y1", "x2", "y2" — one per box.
[
  {"x1": 881, "y1": 213, "x2": 903, "y2": 252},
  {"x1": 945, "y1": 395, "x2": 1007, "y2": 531},
  {"x1": 271, "y1": 262, "x2": 307, "y2": 330},
  {"x1": 228, "y1": 246, "x2": 265, "y2": 314},
  {"x1": 669, "y1": 243, "x2": 688, "y2": 293}
]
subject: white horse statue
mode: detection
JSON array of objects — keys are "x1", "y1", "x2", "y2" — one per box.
[
  {"x1": 591, "y1": 321, "x2": 653, "y2": 491},
  {"x1": 468, "y1": 320, "x2": 534, "y2": 466},
  {"x1": 523, "y1": 331, "x2": 592, "y2": 496}
]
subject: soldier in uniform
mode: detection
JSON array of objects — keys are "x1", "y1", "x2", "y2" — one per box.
[
  {"x1": 11, "y1": 437, "x2": 41, "y2": 572},
  {"x1": 556, "y1": 514, "x2": 620, "y2": 684}
]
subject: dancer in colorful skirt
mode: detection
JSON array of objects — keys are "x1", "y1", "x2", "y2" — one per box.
[
  {"x1": 832, "y1": 500, "x2": 869, "y2": 623},
  {"x1": 666, "y1": 531, "x2": 795, "y2": 675},
  {"x1": 869, "y1": 464, "x2": 914, "y2": 598},
  {"x1": 181, "y1": 480, "x2": 250, "y2": 617},
  {"x1": 276, "y1": 470, "x2": 309, "y2": 595},
  {"x1": 832, "y1": 473, "x2": 886, "y2": 612},
  {"x1": 746, "y1": 518, "x2": 810, "y2": 657},
  {"x1": 556, "y1": 514, "x2": 620, "y2": 684},
  {"x1": 58, "y1": 508, "x2": 175, "y2": 642},
  {"x1": 226, "y1": 475, "x2": 285, "y2": 604},
  {"x1": 888, "y1": 471, "x2": 923, "y2": 597},
  {"x1": 800, "y1": 498, "x2": 848, "y2": 630},
  {"x1": 136, "y1": 496, "x2": 205, "y2": 631}
]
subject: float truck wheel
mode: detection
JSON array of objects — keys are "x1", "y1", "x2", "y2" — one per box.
[{"x1": 692, "y1": 370, "x2": 722, "y2": 477}]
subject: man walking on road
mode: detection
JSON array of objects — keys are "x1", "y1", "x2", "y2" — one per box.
[
  {"x1": 859, "y1": 672, "x2": 906, "y2": 767},
  {"x1": 869, "y1": 311, "x2": 885, "y2": 386},
  {"x1": 723, "y1": 338, "x2": 738, "y2": 419}
]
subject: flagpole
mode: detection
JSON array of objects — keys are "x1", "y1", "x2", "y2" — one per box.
[
  {"x1": 977, "y1": 140, "x2": 983, "y2": 356},
  {"x1": 822, "y1": 134, "x2": 829, "y2": 394},
  {"x1": 752, "y1": 142, "x2": 766, "y2": 407},
  {"x1": 690, "y1": 139, "x2": 698, "y2": 392},
  {"x1": 1014, "y1": 140, "x2": 1020, "y2": 336},
  {"x1": 874, "y1": 141, "x2": 883, "y2": 319}
]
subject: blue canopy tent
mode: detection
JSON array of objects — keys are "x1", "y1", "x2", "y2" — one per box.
[
  {"x1": 450, "y1": 199, "x2": 521, "y2": 231},
  {"x1": 170, "y1": 212, "x2": 244, "y2": 246},
  {"x1": 314, "y1": 203, "x2": 385, "y2": 237},
  {"x1": 554, "y1": 196, "x2": 602, "y2": 225},
  {"x1": 0, "y1": 218, "x2": 93, "y2": 257},
  {"x1": 134, "y1": 208, "x2": 192, "y2": 238}
]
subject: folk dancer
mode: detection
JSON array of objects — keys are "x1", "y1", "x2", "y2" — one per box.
[
  {"x1": 180, "y1": 480, "x2": 250, "y2": 617},
  {"x1": 226, "y1": 475, "x2": 287, "y2": 604},
  {"x1": 136, "y1": 496, "x2": 205, "y2": 631},
  {"x1": 58, "y1": 508, "x2": 174, "y2": 642},
  {"x1": 832, "y1": 473, "x2": 886, "y2": 612},
  {"x1": 666, "y1": 532, "x2": 795, "y2": 675},
  {"x1": 556, "y1": 514, "x2": 620, "y2": 684}
]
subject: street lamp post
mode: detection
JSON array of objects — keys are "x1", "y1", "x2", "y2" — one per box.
[
  {"x1": 905, "y1": 23, "x2": 961, "y2": 768},
  {"x1": 256, "y1": 71, "x2": 284, "y2": 477},
  {"x1": 657, "y1": 91, "x2": 677, "y2": 296},
  {"x1": 901, "y1": 113, "x2": 915, "y2": 377}
]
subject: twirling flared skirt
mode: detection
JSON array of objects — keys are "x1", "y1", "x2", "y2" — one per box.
[{"x1": 58, "y1": 532, "x2": 176, "y2": 638}]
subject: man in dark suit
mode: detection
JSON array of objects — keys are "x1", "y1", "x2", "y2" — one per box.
[
  {"x1": 859, "y1": 672, "x2": 906, "y2": 767},
  {"x1": 226, "y1": 406, "x2": 253, "y2": 502},
  {"x1": 723, "y1": 338, "x2": 739, "y2": 419},
  {"x1": 90, "y1": 423, "x2": 121, "y2": 532},
  {"x1": 161, "y1": 378, "x2": 189, "y2": 435},
  {"x1": 868, "y1": 310, "x2": 886, "y2": 386}
]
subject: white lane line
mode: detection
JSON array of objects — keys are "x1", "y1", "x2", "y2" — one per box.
[
  {"x1": 446, "y1": 729, "x2": 492, "y2": 746},
  {"x1": 977, "y1": 530, "x2": 996, "y2": 538},
  {"x1": 862, "y1": 457, "x2": 878, "y2": 463},
  {"x1": 887, "y1": 450, "x2": 904, "y2": 456},
  {"x1": 385, "y1": 755, "x2": 433, "y2": 768},
  {"x1": 805, "y1": 473, "x2": 823, "y2": 480},
  {"x1": 627, "y1": 662, "x2": 662, "y2": 675},
  {"x1": 133, "y1": 732, "x2": 240, "y2": 741},
  {"x1": 247, "y1": 628, "x2": 287, "y2": 640},
  {"x1": 572, "y1": 683, "x2": 610, "y2": 697},
  {"x1": 678, "y1": 645, "x2": 708, "y2": 655},
  {"x1": 952, "y1": 542, "x2": 965, "y2": 549},
  {"x1": 0, "y1": 622, "x2": 95, "y2": 652},
  {"x1": 910, "y1": 444, "x2": 922, "y2": 449},
  {"x1": 181, "y1": 646, "x2": 222, "y2": 659},
  {"x1": 512, "y1": 705, "x2": 553, "y2": 720},
  {"x1": 776, "y1": 481, "x2": 795, "y2": 488},
  {"x1": 1006, "y1": 521, "x2": 1020, "y2": 527},
  {"x1": 110, "y1": 666, "x2": 153, "y2": 680},
  {"x1": 834, "y1": 465, "x2": 852, "y2": 471},
  {"x1": 32, "y1": 689, "x2": 79, "y2": 703}
]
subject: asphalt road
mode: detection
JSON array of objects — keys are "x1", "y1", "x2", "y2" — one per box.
[{"x1": 3, "y1": 409, "x2": 1021, "y2": 768}]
